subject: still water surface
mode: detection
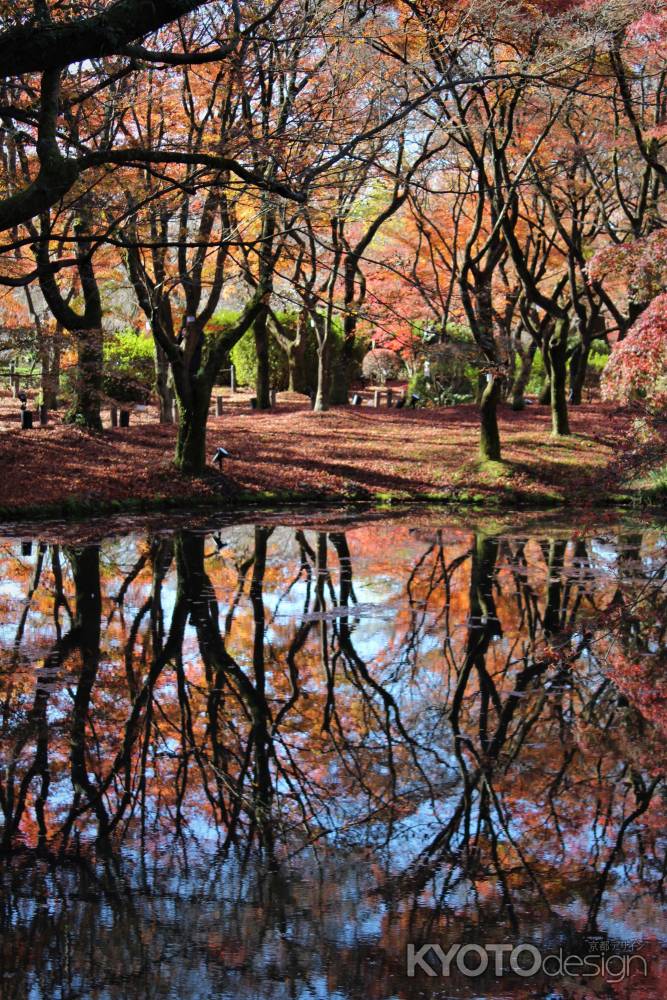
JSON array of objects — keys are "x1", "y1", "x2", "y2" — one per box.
[{"x1": 0, "y1": 509, "x2": 665, "y2": 999}]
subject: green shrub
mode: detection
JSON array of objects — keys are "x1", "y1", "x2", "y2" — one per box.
[
  {"x1": 420, "y1": 321, "x2": 474, "y2": 345},
  {"x1": 103, "y1": 328, "x2": 155, "y2": 403},
  {"x1": 228, "y1": 312, "x2": 295, "y2": 390},
  {"x1": 522, "y1": 348, "x2": 546, "y2": 396},
  {"x1": 648, "y1": 464, "x2": 667, "y2": 498},
  {"x1": 410, "y1": 333, "x2": 478, "y2": 405},
  {"x1": 519, "y1": 339, "x2": 609, "y2": 398},
  {"x1": 224, "y1": 310, "x2": 365, "y2": 393},
  {"x1": 410, "y1": 322, "x2": 480, "y2": 404},
  {"x1": 588, "y1": 339, "x2": 611, "y2": 374},
  {"x1": 408, "y1": 370, "x2": 474, "y2": 406}
]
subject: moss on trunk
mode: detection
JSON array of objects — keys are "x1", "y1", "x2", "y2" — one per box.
[
  {"x1": 65, "y1": 327, "x2": 103, "y2": 430},
  {"x1": 548, "y1": 318, "x2": 571, "y2": 436},
  {"x1": 479, "y1": 374, "x2": 502, "y2": 462}
]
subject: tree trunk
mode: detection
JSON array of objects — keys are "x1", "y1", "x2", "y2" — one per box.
[
  {"x1": 538, "y1": 377, "x2": 551, "y2": 405},
  {"x1": 511, "y1": 340, "x2": 537, "y2": 410},
  {"x1": 475, "y1": 372, "x2": 486, "y2": 405},
  {"x1": 254, "y1": 309, "x2": 271, "y2": 410},
  {"x1": 537, "y1": 323, "x2": 554, "y2": 404},
  {"x1": 174, "y1": 376, "x2": 213, "y2": 475},
  {"x1": 569, "y1": 338, "x2": 590, "y2": 405},
  {"x1": 287, "y1": 333, "x2": 307, "y2": 394},
  {"x1": 330, "y1": 334, "x2": 352, "y2": 405},
  {"x1": 68, "y1": 545, "x2": 109, "y2": 842},
  {"x1": 548, "y1": 318, "x2": 570, "y2": 436},
  {"x1": 40, "y1": 324, "x2": 62, "y2": 410},
  {"x1": 314, "y1": 336, "x2": 331, "y2": 412},
  {"x1": 66, "y1": 327, "x2": 103, "y2": 430},
  {"x1": 41, "y1": 359, "x2": 60, "y2": 411},
  {"x1": 155, "y1": 341, "x2": 174, "y2": 422},
  {"x1": 479, "y1": 374, "x2": 502, "y2": 462}
]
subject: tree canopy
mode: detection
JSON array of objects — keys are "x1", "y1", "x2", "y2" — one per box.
[{"x1": 0, "y1": 0, "x2": 665, "y2": 472}]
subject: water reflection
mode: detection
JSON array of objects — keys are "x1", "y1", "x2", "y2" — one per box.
[{"x1": 0, "y1": 515, "x2": 666, "y2": 998}]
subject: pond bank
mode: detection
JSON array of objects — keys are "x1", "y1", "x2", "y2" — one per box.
[{"x1": 0, "y1": 401, "x2": 664, "y2": 521}]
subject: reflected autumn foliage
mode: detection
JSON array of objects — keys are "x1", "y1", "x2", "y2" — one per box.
[{"x1": 0, "y1": 516, "x2": 665, "y2": 999}]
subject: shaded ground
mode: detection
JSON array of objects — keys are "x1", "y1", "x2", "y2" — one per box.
[{"x1": 0, "y1": 388, "x2": 659, "y2": 516}]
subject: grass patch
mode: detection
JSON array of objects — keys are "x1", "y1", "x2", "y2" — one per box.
[
  {"x1": 627, "y1": 463, "x2": 667, "y2": 505},
  {"x1": 475, "y1": 459, "x2": 509, "y2": 480},
  {"x1": 648, "y1": 464, "x2": 667, "y2": 497}
]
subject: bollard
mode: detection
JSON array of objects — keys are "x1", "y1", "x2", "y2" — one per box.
[
  {"x1": 352, "y1": 393, "x2": 362, "y2": 406},
  {"x1": 373, "y1": 390, "x2": 381, "y2": 408},
  {"x1": 216, "y1": 396, "x2": 224, "y2": 417},
  {"x1": 39, "y1": 404, "x2": 48, "y2": 426},
  {"x1": 250, "y1": 397, "x2": 257, "y2": 409},
  {"x1": 20, "y1": 409, "x2": 33, "y2": 429},
  {"x1": 110, "y1": 406, "x2": 118, "y2": 427},
  {"x1": 119, "y1": 409, "x2": 130, "y2": 427},
  {"x1": 387, "y1": 388, "x2": 393, "y2": 407}
]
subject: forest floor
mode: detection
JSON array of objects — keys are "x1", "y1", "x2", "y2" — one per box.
[{"x1": 0, "y1": 387, "x2": 664, "y2": 518}]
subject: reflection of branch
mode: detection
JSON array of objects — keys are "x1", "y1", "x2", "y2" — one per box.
[
  {"x1": 0, "y1": 624, "x2": 80, "y2": 849},
  {"x1": 270, "y1": 529, "x2": 315, "y2": 624},
  {"x1": 586, "y1": 772, "x2": 661, "y2": 931},
  {"x1": 108, "y1": 548, "x2": 151, "y2": 617},
  {"x1": 12, "y1": 542, "x2": 46, "y2": 662}
]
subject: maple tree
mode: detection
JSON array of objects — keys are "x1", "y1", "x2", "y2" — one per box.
[
  {"x1": 601, "y1": 291, "x2": 667, "y2": 412},
  {"x1": 0, "y1": 0, "x2": 665, "y2": 480}
]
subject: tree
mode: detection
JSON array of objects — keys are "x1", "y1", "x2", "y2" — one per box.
[
  {"x1": 119, "y1": 56, "x2": 245, "y2": 428},
  {"x1": 0, "y1": 2, "x2": 302, "y2": 236},
  {"x1": 601, "y1": 292, "x2": 667, "y2": 413},
  {"x1": 394, "y1": 1, "x2": 590, "y2": 457}
]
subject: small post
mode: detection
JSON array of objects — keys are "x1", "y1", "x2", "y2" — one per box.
[
  {"x1": 270, "y1": 388, "x2": 277, "y2": 408},
  {"x1": 387, "y1": 388, "x2": 393, "y2": 407},
  {"x1": 20, "y1": 409, "x2": 33, "y2": 430},
  {"x1": 230, "y1": 363, "x2": 236, "y2": 394},
  {"x1": 119, "y1": 409, "x2": 130, "y2": 428},
  {"x1": 110, "y1": 406, "x2": 118, "y2": 427},
  {"x1": 250, "y1": 397, "x2": 257, "y2": 409},
  {"x1": 21, "y1": 541, "x2": 32, "y2": 557},
  {"x1": 351, "y1": 393, "x2": 362, "y2": 406},
  {"x1": 373, "y1": 390, "x2": 381, "y2": 408},
  {"x1": 216, "y1": 396, "x2": 224, "y2": 417},
  {"x1": 39, "y1": 404, "x2": 48, "y2": 426}
]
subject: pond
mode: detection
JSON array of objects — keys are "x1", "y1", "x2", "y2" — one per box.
[{"x1": 0, "y1": 508, "x2": 665, "y2": 999}]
